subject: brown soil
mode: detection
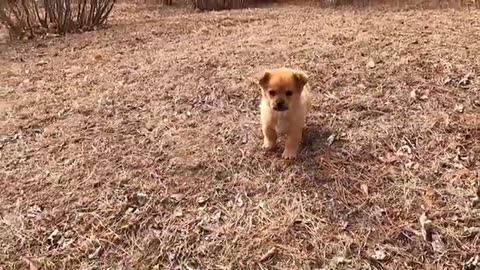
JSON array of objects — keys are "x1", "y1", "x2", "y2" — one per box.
[{"x1": 1, "y1": 3, "x2": 480, "y2": 269}]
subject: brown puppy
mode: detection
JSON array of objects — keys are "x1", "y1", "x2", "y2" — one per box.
[{"x1": 257, "y1": 68, "x2": 312, "y2": 159}]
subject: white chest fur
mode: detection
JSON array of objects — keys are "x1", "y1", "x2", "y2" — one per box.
[{"x1": 274, "y1": 112, "x2": 290, "y2": 135}]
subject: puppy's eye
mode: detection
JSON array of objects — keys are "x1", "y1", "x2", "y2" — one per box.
[
  {"x1": 268, "y1": 90, "x2": 276, "y2": 96},
  {"x1": 286, "y1": 91, "x2": 293, "y2": 97}
]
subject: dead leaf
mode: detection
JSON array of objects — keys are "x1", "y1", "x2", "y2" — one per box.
[
  {"x1": 419, "y1": 213, "x2": 433, "y2": 242},
  {"x1": 443, "y1": 76, "x2": 452, "y2": 85},
  {"x1": 212, "y1": 210, "x2": 222, "y2": 221},
  {"x1": 259, "y1": 247, "x2": 277, "y2": 263},
  {"x1": 396, "y1": 145, "x2": 412, "y2": 156},
  {"x1": 372, "y1": 88, "x2": 385, "y2": 98},
  {"x1": 381, "y1": 152, "x2": 398, "y2": 164},
  {"x1": 198, "y1": 223, "x2": 224, "y2": 235},
  {"x1": 197, "y1": 196, "x2": 208, "y2": 205},
  {"x1": 357, "y1": 83, "x2": 367, "y2": 89},
  {"x1": 135, "y1": 193, "x2": 148, "y2": 206},
  {"x1": 236, "y1": 195, "x2": 244, "y2": 207},
  {"x1": 26, "y1": 205, "x2": 43, "y2": 219},
  {"x1": 371, "y1": 246, "x2": 389, "y2": 261},
  {"x1": 432, "y1": 236, "x2": 446, "y2": 253},
  {"x1": 462, "y1": 227, "x2": 480, "y2": 241},
  {"x1": 332, "y1": 256, "x2": 351, "y2": 264},
  {"x1": 36, "y1": 60, "x2": 47, "y2": 66},
  {"x1": 410, "y1": 90, "x2": 416, "y2": 99},
  {"x1": 23, "y1": 258, "x2": 38, "y2": 270},
  {"x1": 459, "y1": 73, "x2": 473, "y2": 86},
  {"x1": 360, "y1": 184, "x2": 369, "y2": 196},
  {"x1": 410, "y1": 89, "x2": 428, "y2": 100},
  {"x1": 185, "y1": 262, "x2": 200, "y2": 270},
  {"x1": 419, "y1": 94, "x2": 428, "y2": 100},
  {"x1": 465, "y1": 255, "x2": 480, "y2": 270},
  {"x1": 405, "y1": 161, "x2": 419, "y2": 170},
  {"x1": 62, "y1": 238, "x2": 74, "y2": 249},
  {"x1": 21, "y1": 78, "x2": 31, "y2": 86},
  {"x1": 454, "y1": 104, "x2": 465, "y2": 113},
  {"x1": 47, "y1": 229, "x2": 62, "y2": 246},
  {"x1": 472, "y1": 197, "x2": 480, "y2": 208},
  {"x1": 326, "y1": 134, "x2": 336, "y2": 146},
  {"x1": 423, "y1": 188, "x2": 435, "y2": 209},
  {"x1": 173, "y1": 209, "x2": 183, "y2": 217},
  {"x1": 88, "y1": 246, "x2": 102, "y2": 259},
  {"x1": 324, "y1": 92, "x2": 340, "y2": 101},
  {"x1": 170, "y1": 193, "x2": 184, "y2": 201}
]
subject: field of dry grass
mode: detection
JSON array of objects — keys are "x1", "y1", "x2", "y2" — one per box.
[{"x1": 1, "y1": 3, "x2": 480, "y2": 269}]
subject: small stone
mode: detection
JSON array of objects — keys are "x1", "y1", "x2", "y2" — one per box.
[
  {"x1": 371, "y1": 246, "x2": 388, "y2": 261},
  {"x1": 454, "y1": 104, "x2": 465, "y2": 113},
  {"x1": 366, "y1": 59, "x2": 375, "y2": 68}
]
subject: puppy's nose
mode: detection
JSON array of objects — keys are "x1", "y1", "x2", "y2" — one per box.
[{"x1": 275, "y1": 100, "x2": 286, "y2": 111}]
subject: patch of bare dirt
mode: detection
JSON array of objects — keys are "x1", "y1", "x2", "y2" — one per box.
[{"x1": 1, "y1": 4, "x2": 480, "y2": 269}]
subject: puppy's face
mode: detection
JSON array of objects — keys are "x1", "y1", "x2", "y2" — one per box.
[{"x1": 258, "y1": 68, "x2": 308, "y2": 112}]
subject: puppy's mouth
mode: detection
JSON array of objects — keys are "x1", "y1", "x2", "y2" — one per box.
[{"x1": 273, "y1": 106, "x2": 288, "y2": 112}]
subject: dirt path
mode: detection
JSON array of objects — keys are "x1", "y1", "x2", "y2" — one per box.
[{"x1": 1, "y1": 4, "x2": 480, "y2": 269}]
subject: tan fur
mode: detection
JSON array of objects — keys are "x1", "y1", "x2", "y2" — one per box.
[{"x1": 257, "y1": 67, "x2": 312, "y2": 159}]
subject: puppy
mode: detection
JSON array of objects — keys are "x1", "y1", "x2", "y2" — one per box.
[{"x1": 257, "y1": 68, "x2": 312, "y2": 159}]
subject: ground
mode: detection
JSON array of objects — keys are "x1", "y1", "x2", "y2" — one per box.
[{"x1": 1, "y1": 3, "x2": 480, "y2": 270}]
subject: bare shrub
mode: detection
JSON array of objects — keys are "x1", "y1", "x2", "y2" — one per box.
[{"x1": 0, "y1": 0, "x2": 116, "y2": 39}]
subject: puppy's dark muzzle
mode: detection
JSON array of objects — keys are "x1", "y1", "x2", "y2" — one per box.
[{"x1": 274, "y1": 100, "x2": 288, "y2": 111}]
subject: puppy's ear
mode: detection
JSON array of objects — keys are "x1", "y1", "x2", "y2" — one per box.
[
  {"x1": 257, "y1": 70, "x2": 271, "y2": 89},
  {"x1": 293, "y1": 70, "x2": 308, "y2": 90}
]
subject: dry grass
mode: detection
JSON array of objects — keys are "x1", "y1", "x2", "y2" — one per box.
[{"x1": 1, "y1": 3, "x2": 480, "y2": 269}]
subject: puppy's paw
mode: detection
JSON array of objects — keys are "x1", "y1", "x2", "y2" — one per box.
[
  {"x1": 262, "y1": 140, "x2": 276, "y2": 151},
  {"x1": 282, "y1": 149, "x2": 297, "y2": 159}
]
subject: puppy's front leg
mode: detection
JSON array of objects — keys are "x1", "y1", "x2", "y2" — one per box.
[
  {"x1": 282, "y1": 129, "x2": 302, "y2": 159},
  {"x1": 262, "y1": 125, "x2": 277, "y2": 151}
]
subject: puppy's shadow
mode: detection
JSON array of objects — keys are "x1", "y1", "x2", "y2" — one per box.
[
  {"x1": 300, "y1": 123, "x2": 334, "y2": 157},
  {"x1": 283, "y1": 123, "x2": 338, "y2": 185}
]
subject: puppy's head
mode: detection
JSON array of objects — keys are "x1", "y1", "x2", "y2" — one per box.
[{"x1": 258, "y1": 68, "x2": 308, "y2": 112}]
